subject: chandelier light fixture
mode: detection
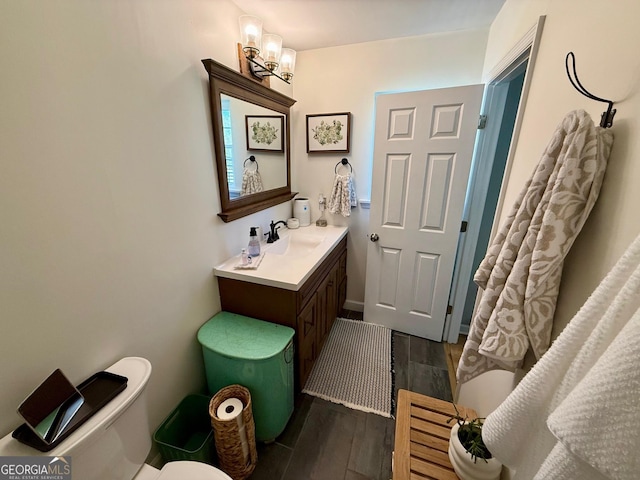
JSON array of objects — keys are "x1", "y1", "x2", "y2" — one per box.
[{"x1": 238, "y1": 15, "x2": 296, "y2": 84}]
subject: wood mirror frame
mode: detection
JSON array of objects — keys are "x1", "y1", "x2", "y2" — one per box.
[{"x1": 202, "y1": 58, "x2": 297, "y2": 222}]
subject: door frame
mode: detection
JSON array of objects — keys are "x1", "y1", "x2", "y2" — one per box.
[{"x1": 443, "y1": 16, "x2": 546, "y2": 343}]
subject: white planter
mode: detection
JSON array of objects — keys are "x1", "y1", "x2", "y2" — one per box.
[{"x1": 448, "y1": 423, "x2": 502, "y2": 480}]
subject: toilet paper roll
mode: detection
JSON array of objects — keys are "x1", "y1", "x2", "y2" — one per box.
[
  {"x1": 216, "y1": 397, "x2": 244, "y2": 421},
  {"x1": 216, "y1": 397, "x2": 250, "y2": 464}
]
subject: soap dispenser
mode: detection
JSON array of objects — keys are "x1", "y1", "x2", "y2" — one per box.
[
  {"x1": 248, "y1": 227, "x2": 261, "y2": 257},
  {"x1": 316, "y1": 194, "x2": 327, "y2": 227}
]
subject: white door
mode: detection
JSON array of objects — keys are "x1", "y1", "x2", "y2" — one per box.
[{"x1": 364, "y1": 85, "x2": 484, "y2": 340}]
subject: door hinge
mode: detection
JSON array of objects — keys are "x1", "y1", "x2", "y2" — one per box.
[
  {"x1": 460, "y1": 221, "x2": 468, "y2": 233},
  {"x1": 478, "y1": 114, "x2": 487, "y2": 129},
  {"x1": 447, "y1": 305, "x2": 453, "y2": 315}
]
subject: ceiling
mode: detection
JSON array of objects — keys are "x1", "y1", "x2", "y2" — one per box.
[{"x1": 230, "y1": 0, "x2": 505, "y2": 52}]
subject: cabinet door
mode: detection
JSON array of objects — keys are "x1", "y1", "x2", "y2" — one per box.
[
  {"x1": 297, "y1": 294, "x2": 317, "y2": 388},
  {"x1": 317, "y1": 263, "x2": 339, "y2": 352},
  {"x1": 337, "y1": 276, "x2": 347, "y2": 319},
  {"x1": 338, "y1": 250, "x2": 347, "y2": 283},
  {"x1": 336, "y1": 251, "x2": 347, "y2": 320},
  {"x1": 316, "y1": 280, "x2": 328, "y2": 353},
  {"x1": 325, "y1": 263, "x2": 338, "y2": 336}
]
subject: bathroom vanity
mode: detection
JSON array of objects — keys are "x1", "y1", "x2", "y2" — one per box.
[{"x1": 214, "y1": 226, "x2": 348, "y2": 388}]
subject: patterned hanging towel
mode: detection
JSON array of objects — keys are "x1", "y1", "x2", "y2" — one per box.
[
  {"x1": 456, "y1": 109, "x2": 613, "y2": 384},
  {"x1": 241, "y1": 168, "x2": 264, "y2": 196},
  {"x1": 327, "y1": 173, "x2": 357, "y2": 217}
]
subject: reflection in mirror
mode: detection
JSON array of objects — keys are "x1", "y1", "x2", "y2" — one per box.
[
  {"x1": 221, "y1": 94, "x2": 288, "y2": 198},
  {"x1": 202, "y1": 58, "x2": 296, "y2": 222}
]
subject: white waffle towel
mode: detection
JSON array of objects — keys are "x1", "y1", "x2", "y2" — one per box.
[{"x1": 482, "y1": 232, "x2": 640, "y2": 480}]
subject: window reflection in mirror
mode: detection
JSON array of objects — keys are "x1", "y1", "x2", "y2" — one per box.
[
  {"x1": 221, "y1": 94, "x2": 288, "y2": 199},
  {"x1": 221, "y1": 98, "x2": 236, "y2": 194}
]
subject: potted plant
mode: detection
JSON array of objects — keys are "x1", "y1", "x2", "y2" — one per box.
[{"x1": 447, "y1": 405, "x2": 502, "y2": 480}]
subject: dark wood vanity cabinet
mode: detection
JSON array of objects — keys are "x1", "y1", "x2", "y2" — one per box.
[{"x1": 217, "y1": 237, "x2": 347, "y2": 389}]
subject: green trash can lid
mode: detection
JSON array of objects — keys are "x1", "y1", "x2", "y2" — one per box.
[{"x1": 197, "y1": 312, "x2": 294, "y2": 360}]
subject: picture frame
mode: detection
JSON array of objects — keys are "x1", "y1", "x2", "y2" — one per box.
[
  {"x1": 306, "y1": 112, "x2": 351, "y2": 153},
  {"x1": 245, "y1": 115, "x2": 284, "y2": 152}
]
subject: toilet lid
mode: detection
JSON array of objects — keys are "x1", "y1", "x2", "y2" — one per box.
[{"x1": 157, "y1": 461, "x2": 232, "y2": 480}]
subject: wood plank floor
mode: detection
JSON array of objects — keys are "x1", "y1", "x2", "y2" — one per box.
[{"x1": 443, "y1": 335, "x2": 466, "y2": 395}]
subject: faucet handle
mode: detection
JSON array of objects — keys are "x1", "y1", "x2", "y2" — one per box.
[{"x1": 268, "y1": 219, "x2": 286, "y2": 242}]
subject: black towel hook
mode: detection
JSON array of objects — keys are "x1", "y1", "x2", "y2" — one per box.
[
  {"x1": 243, "y1": 155, "x2": 259, "y2": 171},
  {"x1": 335, "y1": 158, "x2": 353, "y2": 174},
  {"x1": 565, "y1": 52, "x2": 616, "y2": 128}
]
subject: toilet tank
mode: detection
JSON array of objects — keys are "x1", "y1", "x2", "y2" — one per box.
[{"x1": 0, "y1": 357, "x2": 153, "y2": 480}]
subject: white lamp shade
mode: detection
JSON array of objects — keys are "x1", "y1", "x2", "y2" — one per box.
[
  {"x1": 239, "y1": 15, "x2": 262, "y2": 52},
  {"x1": 280, "y1": 48, "x2": 296, "y2": 75},
  {"x1": 262, "y1": 33, "x2": 282, "y2": 65}
]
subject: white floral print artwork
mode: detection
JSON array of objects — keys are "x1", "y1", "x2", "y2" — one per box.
[
  {"x1": 306, "y1": 112, "x2": 351, "y2": 153},
  {"x1": 251, "y1": 121, "x2": 278, "y2": 145},
  {"x1": 312, "y1": 120, "x2": 343, "y2": 145},
  {"x1": 245, "y1": 115, "x2": 284, "y2": 152}
]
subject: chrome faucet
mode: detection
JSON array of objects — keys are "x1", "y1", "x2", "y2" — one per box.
[{"x1": 267, "y1": 220, "x2": 287, "y2": 243}]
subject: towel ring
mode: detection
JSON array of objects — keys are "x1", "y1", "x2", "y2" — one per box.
[
  {"x1": 244, "y1": 155, "x2": 259, "y2": 171},
  {"x1": 335, "y1": 158, "x2": 352, "y2": 174}
]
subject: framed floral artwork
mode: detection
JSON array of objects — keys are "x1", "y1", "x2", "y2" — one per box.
[
  {"x1": 306, "y1": 112, "x2": 351, "y2": 153},
  {"x1": 245, "y1": 115, "x2": 284, "y2": 152}
]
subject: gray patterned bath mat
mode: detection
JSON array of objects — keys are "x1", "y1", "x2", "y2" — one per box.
[{"x1": 303, "y1": 318, "x2": 392, "y2": 417}]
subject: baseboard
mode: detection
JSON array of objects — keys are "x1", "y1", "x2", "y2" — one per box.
[
  {"x1": 343, "y1": 299, "x2": 364, "y2": 312},
  {"x1": 459, "y1": 323, "x2": 469, "y2": 335}
]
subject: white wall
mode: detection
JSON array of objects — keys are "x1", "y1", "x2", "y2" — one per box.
[
  {"x1": 291, "y1": 30, "x2": 490, "y2": 307},
  {"x1": 459, "y1": 0, "x2": 640, "y2": 416},
  {"x1": 0, "y1": 0, "x2": 294, "y2": 436}
]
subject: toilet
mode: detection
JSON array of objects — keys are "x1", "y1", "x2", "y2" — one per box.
[{"x1": 0, "y1": 357, "x2": 231, "y2": 480}]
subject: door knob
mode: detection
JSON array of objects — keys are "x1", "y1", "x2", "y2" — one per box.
[{"x1": 370, "y1": 233, "x2": 379, "y2": 242}]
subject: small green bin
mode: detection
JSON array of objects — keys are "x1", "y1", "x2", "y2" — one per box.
[{"x1": 153, "y1": 394, "x2": 214, "y2": 464}]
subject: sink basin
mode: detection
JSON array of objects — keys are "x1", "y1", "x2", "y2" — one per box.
[
  {"x1": 267, "y1": 232, "x2": 326, "y2": 257},
  {"x1": 213, "y1": 225, "x2": 348, "y2": 290}
]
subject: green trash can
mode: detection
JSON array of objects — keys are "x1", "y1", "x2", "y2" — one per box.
[{"x1": 197, "y1": 312, "x2": 295, "y2": 442}]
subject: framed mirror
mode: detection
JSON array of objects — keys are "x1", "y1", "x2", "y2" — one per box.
[{"x1": 202, "y1": 59, "x2": 297, "y2": 222}]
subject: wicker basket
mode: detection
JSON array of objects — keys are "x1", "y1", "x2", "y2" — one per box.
[{"x1": 209, "y1": 385, "x2": 258, "y2": 480}]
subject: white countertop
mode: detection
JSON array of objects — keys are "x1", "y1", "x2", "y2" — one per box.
[{"x1": 214, "y1": 225, "x2": 348, "y2": 291}]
